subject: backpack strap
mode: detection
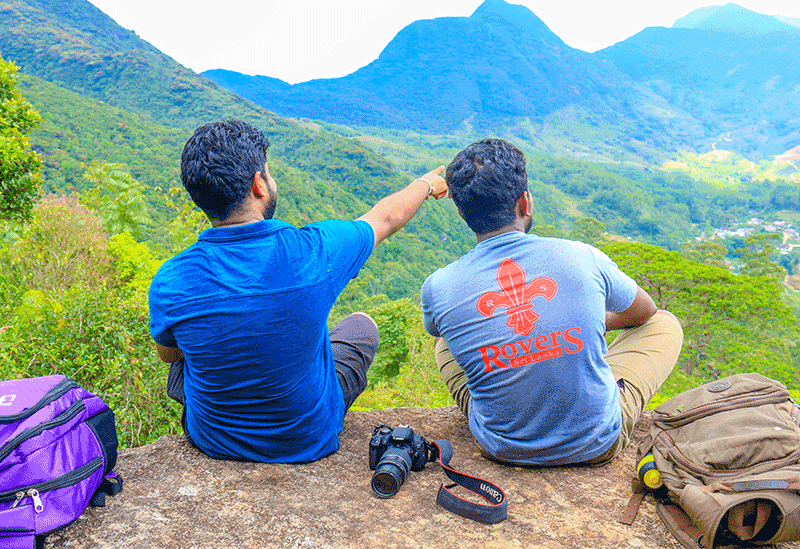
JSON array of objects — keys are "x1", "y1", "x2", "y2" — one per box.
[
  {"x1": 89, "y1": 473, "x2": 124, "y2": 507},
  {"x1": 0, "y1": 531, "x2": 37, "y2": 549},
  {"x1": 703, "y1": 478, "x2": 800, "y2": 493},
  {"x1": 619, "y1": 477, "x2": 647, "y2": 525},
  {"x1": 656, "y1": 500, "x2": 707, "y2": 549}
]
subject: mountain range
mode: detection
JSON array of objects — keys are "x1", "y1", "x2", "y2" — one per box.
[
  {"x1": 0, "y1": 0, "x2": 798, "y2": 259},
  {"x1": 203, "y1": 0, "x2": 800, "y2": 162}
]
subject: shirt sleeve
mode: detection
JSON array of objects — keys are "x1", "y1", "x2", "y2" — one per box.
[
  {"x1": 420, "y1": 275, "x2": 441, "y2": 337},
  {"x1": 313, "y1": 219, "x2": 375, "y2": 297},
  {"x1": 148, "y1": 273, "x2": 178, "y2": 348},
  {"x1": 589, "y1": 246, "x2": 638, "y2": 313}
]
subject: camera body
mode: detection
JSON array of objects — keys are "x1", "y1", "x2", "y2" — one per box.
[
  {"x1": 369, "y1": 424, "x2": 429, "y2": 472},
  {"x1": 368, "y1": 424, "x2": 431, "y2": 498}
]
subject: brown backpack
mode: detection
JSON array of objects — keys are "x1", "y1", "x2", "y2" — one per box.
[{"x1": 621, "y1": 373, "x2": 800, "y2": 549}]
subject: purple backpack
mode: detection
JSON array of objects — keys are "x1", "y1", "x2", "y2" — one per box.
[{"x1": 0, "y1": 375, "x2": 123, "y2": 549}]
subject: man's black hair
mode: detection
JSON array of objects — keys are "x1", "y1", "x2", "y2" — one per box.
[
  {"x1": 445, "y1": 138, "x2": 528, "y2": 234},
  {"x1": 180, "y1": 119, "x2": 270, "y2": 220}
]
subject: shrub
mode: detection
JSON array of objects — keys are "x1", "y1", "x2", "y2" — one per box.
[
  {"x1": 0, "y1": 195, "x2": 111, "y2": 297},
  {"x1": 0, "y1": 198, "x2": 181, "y2": 447}
]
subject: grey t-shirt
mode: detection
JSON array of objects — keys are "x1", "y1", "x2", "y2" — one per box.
[{"x1": 421, "y1": 231, "x2": 637, "y2": 465}]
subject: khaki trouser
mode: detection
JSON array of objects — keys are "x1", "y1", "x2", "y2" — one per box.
[{"x1": 435, "y1": 310, "x2": 684, "y2": 465}]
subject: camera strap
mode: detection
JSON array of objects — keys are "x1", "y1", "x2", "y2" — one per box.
[{"x1": 429, "y1": 439, "x2": 507, "y2": 524}]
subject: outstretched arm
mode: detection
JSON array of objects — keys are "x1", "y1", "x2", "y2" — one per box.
[
  {"x1": 606, "y1": 286, "x2": 657, "y2": 331},
  {"x1": 358, "y1": 166, "x2": 448, "y2": 249}
]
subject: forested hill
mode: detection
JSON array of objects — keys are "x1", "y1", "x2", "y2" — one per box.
[{"x1": 0, "y1": 0, "x2": 405, "y2": 188}]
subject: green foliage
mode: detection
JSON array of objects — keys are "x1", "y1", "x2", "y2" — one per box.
[
  {"x1": 738, "y1": 233, "x2": 786, "y2": 279},
  {"x1": 0, "y1": 198, "x2": 181, "y2": 447},
  {"x1": 351, "y1": 300, "x2": 452, "y2": 410},
  {"x1": 331, "y1": 296, "x2": 452, "y2": 410},
  {"x1": 663, "y1": 150, "x2": 799, "y2": 185},
  {"x1": 107, "y1": 231, "x2": 162, "y2": 296},
  {"x1": 679, "y1": 240, "x2": 729, "y2": 268},
  {"x1": 80, "y1": 162, "x2": 150, "y2": 238},
  {"x1": 363, "y1": 299, "x2": 422, "y2": 382},
  {"x1": 569, "y1": 216, "x2": 607, "y2": 246},
  {"x1": 0, "y1": 56, "x2": 41, "y2": 222},
  {"x1": 0, "y1": 196, "x2": 111, "y2": 297},
  {"x1": 604, "y1": 241, "x2": 798, "y2": 389},
  {"x1": 160, "y1": 186, "x2": 210, "y2": 256}
]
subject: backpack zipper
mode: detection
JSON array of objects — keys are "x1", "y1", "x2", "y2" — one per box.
[
  {"x1": 0, "y1": 399, "x2": 86, "y2": 462},
  {"x1": 0, "y1": 378, "x2": 79, "y2": 424},
  {"x1": 658, "y1": 431, "x2": 800, "y2": 479},
  {"x1": 0, "y1": 456, "x2": 103, "y2": 511},
  {"x1": 654, "y1": 390, "x2": 791, "y2": 427}
]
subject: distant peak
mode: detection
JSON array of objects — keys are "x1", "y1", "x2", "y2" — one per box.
[
  {"x1": 673, "y1": 4, "x2": 724, "y2": 28},
  {"x1": 673, "y1": 3, "x2": 798, "y2": 34},
  {"x1": 471, "y1": 0, "x2": 561, "y2": 43},
  {"x1": 472, "y1": 0, "x2": 519, "y2": 19}
]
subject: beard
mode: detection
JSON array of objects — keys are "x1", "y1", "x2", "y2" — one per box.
[
  {"x1": 524, "y1": 215, "x2": 533, "y2": 234},
  {"x1": 262, "y1": 191, "x2": 277, "y2": 220}
]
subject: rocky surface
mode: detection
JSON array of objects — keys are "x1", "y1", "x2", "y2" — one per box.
[{"x1": 42, "y1": 407, "x2": 797, "y2": 549}]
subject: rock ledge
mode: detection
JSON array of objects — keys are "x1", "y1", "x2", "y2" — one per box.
[{"x1": 45, "y1": 408, "x2": 704, "y2": 548}]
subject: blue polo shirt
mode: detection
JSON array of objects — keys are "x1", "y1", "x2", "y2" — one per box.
[{"x1": 149, "y1": 219, "x2": 374, "y2": 462}]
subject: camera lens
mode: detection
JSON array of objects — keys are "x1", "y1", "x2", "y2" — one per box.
[{"x1": 371, "y1": 447, "x2": 412, "y2": 498}]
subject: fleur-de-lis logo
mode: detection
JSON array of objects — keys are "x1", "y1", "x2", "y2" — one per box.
[{"x1": 477, "y1": 259, "x2": 558, "y2": 336}]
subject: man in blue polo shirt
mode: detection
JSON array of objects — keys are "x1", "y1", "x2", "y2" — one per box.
[
  {"x1": 421, "y1": 138, "x2": 683, "y2": 466},
  {"x1": 149, "y1": 119, "x2": 447, "y2": 463}
]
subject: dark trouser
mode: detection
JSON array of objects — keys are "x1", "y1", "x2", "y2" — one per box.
[{"x1": 166, "y1": 312, "x2": 380, "y2": 436}]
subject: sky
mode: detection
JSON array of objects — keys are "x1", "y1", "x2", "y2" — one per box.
[{"x1": 87, "y1": 0, "x2": 800, "y2": 85}]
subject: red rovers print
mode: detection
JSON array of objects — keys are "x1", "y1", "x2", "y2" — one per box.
[{"x1": 476, "y1": 259, "x2": 558, "y2": 336}]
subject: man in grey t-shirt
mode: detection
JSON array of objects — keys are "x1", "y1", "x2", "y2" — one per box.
[{"x1": 421, "y1": 139, "x2": 683, "y2": 466}]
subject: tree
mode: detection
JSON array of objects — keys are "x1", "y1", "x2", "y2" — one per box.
[
  {"x1": 161, "y1": 186, "x2": 209, "y2": 255},
  {"x1": 0, "y1": 56, "x2": 42, "y2": 222},
  {"x1": 738, "y1": 233, "x2": 785, "y2": 279},
  {"x1": 679, "y1": 240, "x2": 728, "y2": 269},
  {"x1": 0, "y1": 195, "x2": 111, "y2": 298},
  {"x1": 603, "y1": 242, "x2": 797, "y2": 387},
  {"x1": 569, "y1": 216, "x2": 607, "y2": 246},
  {"x1": 79, "y1": 161, "x2": 149, "y2": 238}
]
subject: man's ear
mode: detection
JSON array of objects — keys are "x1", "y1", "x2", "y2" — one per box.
[
  {"x1": 516, "y1": 190, "x2": 532, "y2": 217},
  {"x1": 252, "y1": 171, "x2": 269, "y2": 198}
]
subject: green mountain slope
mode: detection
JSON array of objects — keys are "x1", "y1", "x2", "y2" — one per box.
[
  {"x1": 203, "y1": 0, "x2": 702, "y2": 163},
  {"x1": 598, "y1": 3, "x2": 800, "y2": 157},
  {"x1": 15, "y1": 64, "x2": 481, "y2": 298},
  {"x1": 0, "y1": 0, "x2": 407, "y2": 188},
  {"x1": 18, "y1": 73, "x2": 186, "y2": 195}
]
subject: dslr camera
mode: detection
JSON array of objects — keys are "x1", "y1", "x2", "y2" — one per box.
[{"x1": 368, "y1": 424, "x2": 432, "y2": 498}]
